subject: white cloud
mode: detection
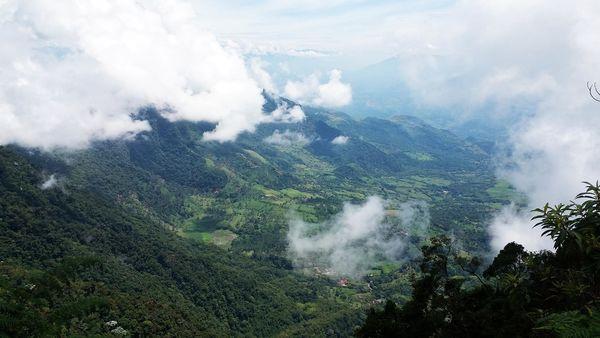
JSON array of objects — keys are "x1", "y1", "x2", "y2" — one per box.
[
  {"x1": 488, "y1": 203, "x2": 553, "y2": 252},
  {"x1": 378, "y1": 0, "x2": 600, "y2": 252},
  {"x1": 285, "y1": 49, "x2": 331, "y2": 58},
  {"x1": 0, "y1": 0, "x2": 284, "y2": 149},
  {"x1": 489, "y1": 94, "x2": 600, "y2": 251},
  {"x1": 284, "y1": 69, "x2": 352, "y2": 108},
  {"x1": 331, "y1": 135, "x2": 349, "y2": 145},
  {"x1": 384, "y1": 0, "x2": 600, "y2": 111},
  {"x1": 286, "y1": 105, "x2": 306, "y2": 122},
  {"x1": 187, "y1": 0, "x2": 427, "y2": 66},
  {"x1": 40, "y1": 174, "x2": 58, "y2": 190},
  {"x1": 249, "y1": 57, "x2": 276, "y2": 93},
  {"x1": 264, "y1": 129, "x2": 309, "y2": 146},
  {"x1": 287, "y1": 196, "x2": 429, "y2": 277},
  {"x1": 227, "y1": 40, "x2": 332, "y2": 58},
  {"x1": 265, "y1": 104, "x2": 305, "y2": 123}
]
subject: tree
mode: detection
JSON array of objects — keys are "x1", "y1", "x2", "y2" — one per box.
[{"x1": 357, "y1": 182, "x2": 600, "y2": 337}]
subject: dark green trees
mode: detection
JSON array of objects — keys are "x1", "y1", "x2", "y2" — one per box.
[{"x1": 357, "y1": 182, "x2": 600, "y2": 337}]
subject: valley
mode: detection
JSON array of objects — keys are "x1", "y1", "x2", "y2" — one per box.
[
  {"x1": 2, "y1": 1, "x2": 599, "y2": 336},
  {"x1": 0, "y1": 99, "x2": 514, "y2": 336}
]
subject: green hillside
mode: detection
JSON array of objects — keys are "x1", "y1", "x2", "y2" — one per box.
[
  {"x1": 357, "y1": 182, "x2": 600, "y2": 337},
  {"x1": 0, "y1": 101, "x2": 514, "y2": 336}
]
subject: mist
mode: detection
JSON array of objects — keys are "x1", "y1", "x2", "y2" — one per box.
[
  {"x1": 360, "y1": 0, "x2": 600, "y2": 252},
  {"x1": 287, "y1": 196, "x2": 429, "y2": 277},
  {"x1": 264, "y1": 129, "x2": 309, "y2": 146},
  {"x1": 0, "y1": 0, "x2": 305, "y2": 150},
  {"x1": 40, "y1": 174, "x2": 58, "y2": 190}
]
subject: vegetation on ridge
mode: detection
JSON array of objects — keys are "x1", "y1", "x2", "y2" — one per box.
[{"x1": 357, "y1": 182, "x2": 600, "y2": 337}]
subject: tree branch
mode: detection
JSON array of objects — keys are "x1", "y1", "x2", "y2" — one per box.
[{"x1": 587, "y1": 81, "x2": 600, "y2": 102}]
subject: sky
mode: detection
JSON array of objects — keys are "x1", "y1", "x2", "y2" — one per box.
[
  {"x1": 193, "y1": 0, "x2": 600, "y2": 252},
  {"x1": 189, "y1": 0, "x2": 455, "y2": 67},
  {"x1": 1, "y1": 0, "x2": 600, "y2": 252}
]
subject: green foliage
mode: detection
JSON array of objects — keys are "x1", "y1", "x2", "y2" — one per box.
[
  {"x1": 0, "y1": 146, "x2": 359, "y2": 336},
  {"x1": 358, "y1": 182, "x2": 600, "y2": 337},
  {"x1": 533, "y1": 181, "x2": 600, "y2": 273},
  {"x1": 536, "y1": 310, "x2": 600, "y2": 338},
  {"x1": 0, "y1": 103, "x2": 514, "y2": 336}
]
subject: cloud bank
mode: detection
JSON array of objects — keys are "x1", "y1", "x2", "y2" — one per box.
[
  {"x1": 382, "y1": 0, "x2": 600, "y2": 252},
  {"x1": 40, "y1": 174, "x2": 58, "y2": 190},
  {"x1": 264, "y1": 129, "x2": 309, "y2": 146},
  {"x1": 265, "y1": 104, "x2": 305, "y2": 124},
  {"x1": 331, "y1": 135, "x2": 349, "y2": 145},
  {"x1": 249, "y1": 57, "x2": 277, "y2": 93},
  {"x1": 284, "y1": 69, "x2": 352, "y2": 108},
  {"x1": 0, "y1": 0, "x2": 285, "y2": 149},
  {"x1": 488, "y1": 203, "x2": 553, "y2": 252},
  {"x1": 287, "y1": 196, "x2": 429, "y2": 277}
]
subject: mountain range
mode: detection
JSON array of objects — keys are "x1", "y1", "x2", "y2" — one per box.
[{"x1": 0, "y1": 97, "x2": 514, "y2": 336}]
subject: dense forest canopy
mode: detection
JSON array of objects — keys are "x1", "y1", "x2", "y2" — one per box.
[
  {"x1": 0, "y1": 107, "x2": 504, "y2": 336},
  {"x1": 1, "y1": 104, "x2": 598, "y2": 336},
  {"x1": 2, "y1": 1, "x2": 600, "y2": 337},
  {"x1": 357, "y1": 182, "x2": 600, "y2": 337}
]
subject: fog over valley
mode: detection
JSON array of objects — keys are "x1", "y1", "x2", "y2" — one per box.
[{"x1": 1, "y1": 1, "x2": 599, "y2": 336}]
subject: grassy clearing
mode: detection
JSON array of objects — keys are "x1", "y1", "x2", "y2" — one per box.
[
  {"x1": 486, "y1": 179, "x2": 518, "y2": 201},
  {"x1": 405, "y1": 151, "x2": 434, "y2": 161},
  {"x1": 179, "y1": 229, "x2": 238, "y2": 249},
  {"x1": 211, "y1": 230, "x2": 238, "y2": 249},
  {"x1": 179, "y1": 230, "x2": 213, "y2": 242},
  {"x1": 409, "y1": 175, "x2": 452, "y2": 187},
  {"x1": 243, "y1": 149, "x2": 269, "y2": 165}
]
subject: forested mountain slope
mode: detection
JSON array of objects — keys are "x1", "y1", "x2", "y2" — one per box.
[
  {"x1": 56, "y1": 101, "x2": 502, "y2": 256},
  {"x1": 0, "y1": 146, "x2": 361, "y2": 336},
  {"x1": 357, "y1": 183, "x2": 600, "y2": 337},
  {"x1": 0, "y1": 99, "x2": 513, "y2": 336}
]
